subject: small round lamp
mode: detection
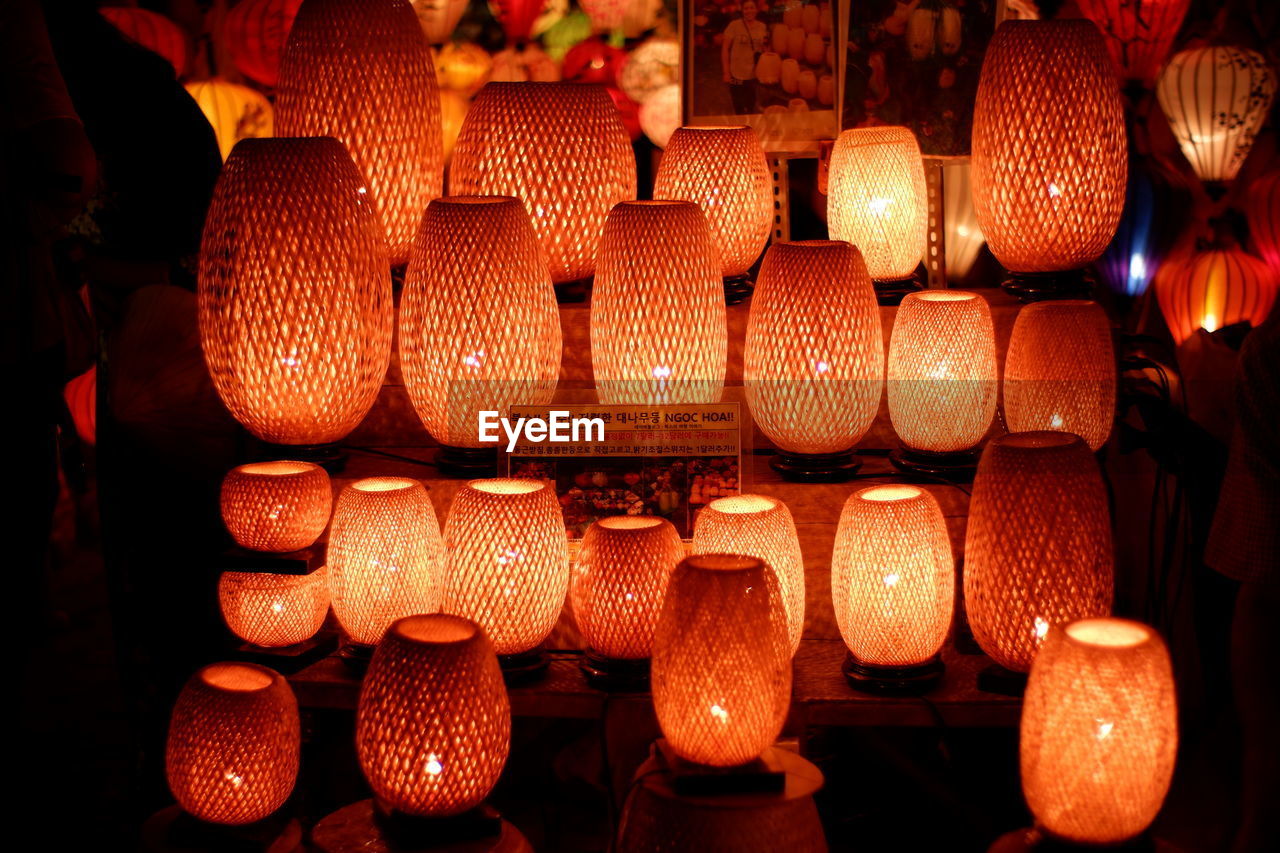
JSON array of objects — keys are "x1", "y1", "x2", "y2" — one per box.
[{"x1": 220, "y1": 461, "x2": 331, "y2": 553}]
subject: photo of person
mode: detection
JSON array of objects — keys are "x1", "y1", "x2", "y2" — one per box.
[{"x1": 721, "y1": 1, "x2": 768, "y2": 114}]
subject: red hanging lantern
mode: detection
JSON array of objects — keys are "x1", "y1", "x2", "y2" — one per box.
[
  {"x1": 492, "y1": 0, "x2": 547, "y2": 45},
  {"x1": 1155, "y1": 247, "x2": 1277, "y2": 345},
  {"x1": 1075, "y1": 0, "x2": 1191, "y2": 85},
  {"x1": 223, "y1": 0, "x2": 304, "y2": 88},
  {"x1": 1247, "y1": 171, "x2": 1280, "y2": 276},
  {"x1": 100, "y1": 6, "x2": 189, "y2": 77}
]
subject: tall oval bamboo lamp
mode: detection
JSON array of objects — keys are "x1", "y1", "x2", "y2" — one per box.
[
  {"x1": 219, "y1": 567, "x2": 330, "y2": 650},
  {"x1": 1155, "y1": 246, "x2": 1277, "y2": 345},
  {"x1": 1075, "y1": 0, "x2": 1190, "y2": 85},
  {"x1": 220, "y1": 460, "x2": 331, "y2": 553}
]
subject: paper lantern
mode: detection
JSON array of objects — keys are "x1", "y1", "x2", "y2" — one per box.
[
  {"x1": 1157, "y1": 47, "x2": 1277, "y2": 184},
  {"x1": 223, "y1": 0, "x2": 304, "y2": 88},
  {"x1": 492, "y1": 0, "x2": 547, "y2": 44},
  {"x1": 691, "y1": 496, "x2": 805, "y2": 655},
  {"x1": 100, "y1": 6, "x2": 188, "y2": 77},
  {"x1": 1246, "y1": 171, "x2": 1280, "y2": 275},
  {"x1": 639, "y1": 84, "x2": 681, "y2": 149},
  {"x1": 651, "y1": 554, "x2": 791, "y2": 767},
  {"x1": 1076, "y1": 0, "x2": 1190, "y2": 84},
  {"x1": 218, "y1": 568, "x2": 330, "y2": 648},
  {"x1": 1155, "y1": 247, "x2": 1277, "y2": 345},
  {"x1": 1003, "y1": 300, "x2": 1116, "y2": 452},
  {"x1": 619, "y1": 38, "x2": 679, "y2": 104},
  {"x1": 439, "y1": 90, "x2": 469, "y2": 164},
  {"x1": 490, "y1": 43, "x2": 562, "y2": 83},
  {"x1": 579, "y1": 0, "x2": 628, "y2": 30},
  {"x1": 277, "y1": 0, "x2": 443, "y2": 266},
  {"x1": 591, "y1": 201, "x2": 727, "y2": 405},
  {"x1": 964, "y1": 432, "x2": 1114, "y2": 675},
  {"x1": 436, "y1": 42, "x2": 493, "y2": 95},
  {"x1": 450, "y1": 82, "x2": 636, "y2": 286},
  {"x1": 1021, "y1": 618, "x2": 1177, "y2": 845},
  {"x1": 220, "y1": 461, "x2": 331, "y2": 552},
  {"x1": 63, "y1": 365, "x2": 96, "y2": 446},
  {"x1": 198, "y1": 138, "x2": 392, "y2": 446},
  {"x1": 184, "y1": 78, "x2": 274, "y2": 162},
  {"x1": 166, "y1": 663, "x2": 299, "y2": 825},
  {"x1": 1098, "y1": 161, "x2": 1190, "y2": 298},
  {"x1": 327, "y1": 478, "x2": 444, "y2": 647},
  {"x1": 942, "y1": 162, "x2": 985, "y2": 284},
  {"x1": 410, "y1": 0, "x2": 467, "y2": 43}
]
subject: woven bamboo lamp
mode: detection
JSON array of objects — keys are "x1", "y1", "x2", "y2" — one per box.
[
  {"x1": 653, "y1": 126, "x2": 773, "y2": 303},
  {"x1": 832, "y1": 485, "x2": 953, "y2": 694},
  {"x1": 218, "y1": 567, "x2": 330, "y2": 649},
  {"x1": 197, "y1": 137, "x2": 392, "y2": 453},
  {"x1": 442, "y1": 479, "x2": 569, "y2": 682},
  {"x1": 224, "y1": 0, "x2": 303, "y2": 88},
  {"x1": 1003, "y1": 301, "x2": 1117, "y2": 452},
  {"x1": 1247, "y1": 171, "x2": 1280, "y2": 276},
  {"x1": 400, "y1": 196, "x2": 561, "y2": 477},
  {"x1": 184, "y1": 79, "x2": 274, "y2": 162},
  {"x1": 450, "y1": 82, "x2": 637, "y2": 297},
  {"x1": 886, "y1": 291, "x2": 998, "y2": 478},
  {"x1": 591, "y1": 201, "x2": 727, "y2": 405},
  {"x1": 1155, "y1": 247, "x2": 1278, "y2": 345},
  {"x1": 220, "y1": 461, "x2": 331, "y2": 553},
  {"x1": 571, "y1": 516, "x2": 684, "y2": 690},
  {"x1": 942, "y1": 162, "x2": 986, "y2": 285},
  {"x1": 276, "y1": 0, "x2": 443, "y2": 267},
  {"x1": 827, "y1": 126, "x2": 929, "y2": 304},
  {"x1": 972, "y1": 20, "x2": 1126, "y2": 299},
  {"x1": 1075, "y1": 0, "x2": 1190, "y2": 85}
]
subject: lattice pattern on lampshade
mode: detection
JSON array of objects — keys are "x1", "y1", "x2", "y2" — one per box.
[
  {"x1": 653, "y1": 126, "x2": 773, "y2": 278},
  {"x1": 591, "y1": 201, "x2": 727, "y2": 405},
  {"x1": 1157, "y1": 47, "x2": 1277, "y2": 184},
  {"x1": 276, "y1": 0, "x2": 443, "y2": 266},
  {"x1": 942, "y1": 162, "x2": 985, "y2": 284},
  {"x1": 886, "y1": 291, "x2": 998, "y2": 453},
  {"x1": 827, "y1": 126, "x2": 928, "y2": 281},
  {"x1": 328, "y1": 478, "x2": 444, "y2": 646},
  {"x1": 1021, "y1": 619, "x2": 1177, "y2": 845},
  {"x1": 100, "y1": 6, "x2": 188, "y2": 76},
  {"x1": 1155, "y1": 247, "x2": 1278, "y2": 345},
  {"x1": 652, "y1": 554, "x2": 791, "y2": 767},
  {"x1": 1004, "y1": 301, "x2": 1116, "y2": 452},
  {"x1": 1247, "y1": 171, "x2": 1280, "y2": 275},
  {"x1": 224, "y1": 0, "x2": 303, "y2": 87},
  {"x1": 744, "y1": 241, "x2": 883, "y2": 457},
  {"x1": 832, "y1": 485, "x2": 953, "y2": 667},
  {"x1": 357, "y1": 614, "x2": 511, "y2": 817},
  {"x1": 1076, "y1": 0, "x2": 1190, "y2": 84},
  {"x1": 964, "y1": 432, "x2": 1114, "y2": 673},
  {"x1": 218, "y1": 568, "x2": 330, "y2": 648},
  {"x1": 442, "y1": 479, "x2": 569, "y2": 656},
  {"x1": 198, "y1": 137, "x2": 392, "y2": 446},
  {"x1": 220, "y1": 461, "x2": 331, "y2": 552},
  {"x1": 972, "y1": 20, "x2": 1126, "y2": 273},
  {"x1": 185, "y1": 79, "x2": 274, "y2": 162},
  {"x1": 166, "y1": 663, "x2": 299, "y2": 825},
  {"x1": 410, "y1": 0, "x2": 467, "y2": 43},
  {"x1": 571, "y1": 516, "x2": 684, "y2": 660}
]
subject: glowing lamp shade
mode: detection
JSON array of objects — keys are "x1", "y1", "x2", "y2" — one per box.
[
  {"x1": 166, "y1": 663, "x2": 299, "y2": 825},
  {"x1": 964, "y1": 432, "x2": 1114, "y2": 673},
  {"x1": 1004, "y1": 301, "x2": 1116, "y2": 451},
  {"x1": 357, "y1": 615, "x2": 510, "y2": 817},
  {"x1": 224, "y1": 0, "x2": 304, "y2": 88},
  {"x1": 450, "y1": 82, "x2": 637, "y2": 284},
  {"x1": 972, "y1": 20, "x2": 1126, "y2": 274},
  {"x1": 886, "y1": 291, "x2": 998, "y2": 453},
  {"x1": 184, "y1": 79, "x2": 274, "y2": 162},
  {"x1": 218, "y1": 568, "x2": 330, "y2": 648},
  {"x1": 327, "y1": 478, "x2": 444, "y2": 646},
  {"x1": 220, "y1": 461, "x2": 331, "y2": 552},
  {"x1": 827, "y1": 126, "x2": 928, "y2": 282},
  {"x1": 400, "y1": 197, "x2": 561, "y2": 448},
  {"x1": 653, "y1": 126, "x2": 773, "y2": 279},
  {"x1": 197, "y1": 138, "x2": 392, "y2": 446},
  {"x1": 652, "y1": 554, "x2": 791, "y2": 767},
  {"x1": 1246, "y1": 171, "x2": 1280, "y2": 275},
  {"x1": 1157, "y1": 47, "x2": 1277, "y2": 184},
  {"x1": 591, "y1": 201, "x2": 727, "y2": 405},
  {"x1": 1075, "y1": 0, "x2": 1190, "y2": 84},
  {"x1": 1021, "y1": 619, "x2": 1177, "y2": 845},
  {"x1": 100, "y1": 6, "x2": 188, "y2": 77},
  {"x1": 942, "y1": 162, "x2": 986, "y2": 283},
  {"x1": 276, "y1": 0, "x2": 443, "y2": 266},
  {"x1": 1155, "y1": 247, "x2": 1277, "y2": 345},
  {"x1": 442, "y1": 479, "x2": 570, "y2": 656}
]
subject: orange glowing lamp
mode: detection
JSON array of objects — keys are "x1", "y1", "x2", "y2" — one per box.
[
  {"x1": 1155, "y1": 247, "x2": 1277, "y2": 345},
  {"x1": 220, "y1": 461, "x2": 332, "y2": 553},
  {"x1": 218, "y1": 568, "x2": 330, "y2": 649}
]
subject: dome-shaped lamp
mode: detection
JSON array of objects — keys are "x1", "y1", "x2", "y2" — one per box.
[
  {"x1": 1246, "y1": 171, "x2": 1280, "y2": 277},
  {"x1": 1075, "y1": 0, "x2": 1191, "y2": 86},
  {"x1": 220, "y1": 461, "x2": 331, "y2": 553},
  {"x1": 1155, "y1": 246, "x2": 1278, "y2": 345},
  {"x1": 218, "y1": 567, "x2": 330, "y2": 650}
]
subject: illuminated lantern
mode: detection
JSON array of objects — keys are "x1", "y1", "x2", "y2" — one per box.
[
  {"x1": 619, "y1": 38, "x2": 679, "y2": 104},
  {"x1": 410, "y1": 0, "x2": 467, "y2": 43},
  {"x1": 218, "y1": 568, "x2": 330, "y2": 648},
  {"x1": 492, "y1": 0, "x2": 547, "y2": 44},
  {"x1": 1157, "y1": 47, "x2": 1277, "y2": 184},
  {"x1": 886, "y1": 291, "x2": 998, "y2": 476},
  {"x1": 184, "y1": 78, "x2": 274, "y2": 162},
  {"x1": 166, "y1": 663, "x2": 299, "y2": 825},
  {"x1": 964, "y1": 432, "x2": 1114, "y2": 680},
  {"x1": 972, "y1": 20, "x2": 1126, "y2": 296},
  {"x1": 639, "y1": 84, "x2": 681, "y2": 148},
  {"x1": 941, "y1": 162, "x2": 985, "y2": 285},
  {"x1": 1098, "y1": 161, "x2": 1190, "y2": 298},
  {"x1": 63, "y1": 365, "x2": 96, "y2": 445},
  {"x1": 100, "y1": 6, "x2": 188, "y2": 77},
  {"x1": 1155, "y1": 247, "x2": 1277, "y2": 345},
  {"x1": 1020, "y1": 618, "x2": 1177, "y2": 845},
  {"x1": 490, "y1": 43, "x2": 562, "y2": 83},
  {"x1": 450, "y1": 82, "x2": 636, "y2": 288},
  {"x1": 197, "y1": 138, "x2": 392, "y2": 447},
  {"x1": 1003, "y1": 300, "x2": 1117, "y2": 451},
  {"x1": 277, "y1": 0, "x2": 443, "y2": 267},
  {"x1": 744, "y1": 240, "x2": 883, "y2": 481},
  {"x1": 832, "y1": 485, "x2": 953, "y2": 692},
  {"x1": 435, "y1": 42, "x2": 493, "y2": 96},
  {"x1": 220, "y1": 460, "x2": 331, "y2": 552},
  {"x1": 1076, "y1": 0, "x2": 1190, "y2": 84},
  {"x1": 1246, "y1": 171, "x2": 1280, "y2": 276},
  {"x1": 439, "y1": 90, "x2": 468, "y2": 163},
  {"x1": 828, "y1": 126, "x2": 929, "y2": 303},
  {"x1": 223, "y1": 0, "x2": 304, "y2": 88},
  {"x1": 579, "y1": 0, "x2": 628, "y2": 30},
  {"x1": 562, "y1": 40, "x2": 629, "y2": 86},
  {"x1": 591, "y1": 201, "x2": 727, "y2": 405},
  {"x1": 327, "y1": 478, "x2": 444, "y2": 648}
]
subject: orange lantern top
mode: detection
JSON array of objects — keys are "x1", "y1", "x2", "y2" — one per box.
[
  {"x1": 218, "y1": 567, "x2": 330, "y2": 648},
  {"x1": 100, "y1": 6, "x2": 188, "y2": 77},
  {"x1": 220, "y1": 460, "x2": 332, "y2": 553},
  {"x1": 1155, "y1": 247, "x2": 1278, "y2": 345},
  {"x1": 1075, "y1": 0, "x2": 1190, "y2": 84},
  {"x1": 223, "y1": 0, "x2": 304, "y2": 88}
]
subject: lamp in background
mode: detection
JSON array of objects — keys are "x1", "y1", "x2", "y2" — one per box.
[
  {"x1": 409, "y1": 0, "x2": 467, "y2": 43},
  {"x1": 1246, "y1": 171, "x2": 1280, "y2": 277},
  {"x1": 942, "y1": 162, "x2": 986, "y2": 286},
  {"x1": 100, "y1": 6, "x2": 188, "y2": 76},
  {"x1": 218, "y1": 568, "x2": 330, "y2": 650},
  {"x1": 1075, "y1": 0, "x2": 1190, "y2": 86},
  {"x1": 1155, "y1": 246, "x2": 1277, "y2": 345},
  {"x1": 1097, "y1": 161, "x2": 1190, "y2": 299},
  {"x1": 184, "y1": 79, "x2": 273, "y2": 162},
  {"x1": 220, "y1": 461, "x2": 331, "y2": 553},
  {"x1": 223, "y1": 0, "x2": 303, "y2": 88}
]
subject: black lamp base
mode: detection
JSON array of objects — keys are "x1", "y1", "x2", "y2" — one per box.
[
  {"x1": 142, "y1": 805, "x2": 301, "y2": 853},
  {"x1": 1001, "y1": 269, "x2": 1094, "y2": 302},
  {"x1": 435, "y1": 444, "x2": 499, "y2": 478},
  {"x1": 312, "y1": 800, "x2": 528, "y2": 853},
  {"x1": 581, "y1": 649, "x2": 650, "y2": 692},
  {"x1": 769, "y1": 448, "x2": 861, "y2": 483},
  {"x1": 257, "y1": 442, "x2": 346, "y2": 473},
  {"x1": 977, "y1": 662, "x2": 1029, "y2": 697},
  {"x1": 889, "y1": 445, "x2": 981, "y2": 481},
  {"x1": 843, "y1": 653, "x2": 945, "y2": 695},
  {"x1": 337, "y1": 641, "x2": 376, "y2": 674},
  {"x1": 872, "y1": 273, "x2": 924, "y2": 305},
  {"x1": 374, "y1": 801, "x2": 503, "y2": 847},
  {"x1": 555, "y1": 277, "x2": 592, "y2": 304},
  {"x1": 655, "y1": 739, "x2": 787, "y2": 796},
  {"x1": 499, "y1": 647, "x2": 549, "y2": 686},
  {"x1": 234, "y1": 632, "x2": 338, "y2": 675},
  {"x1": 989, "y1": 827, "x2": 1157, "y2": 852},
  {"x1": 724, "y1": 273, "x2": 754, "y2": 305}
]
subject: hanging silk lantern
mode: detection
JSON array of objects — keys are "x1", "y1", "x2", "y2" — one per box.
[
  {"x1": 100, "y1": 6, "x2": 188, "y2": 77},
  {"x1": 1075, "y1": 0, "x2": 1191, "y2": 84},
  {"x1": 1155, "y1": 247, "x2": 1277, "y2": 345},
  {"x1": 562, "y1": 40, "x2": 629, "y2": 86},
  {"x1": 639, "y1": 84, "x2": 681, "y2": 149},
  {"x1": 410, "y1": 0, "x2": 468, "y2": 44},
  {"x1": 578, "y1": 0, "x2": 628, "y2": 31},
  {"x1": 492, "y1": 0, "x2": 549, "y2": 45},
  {"x1": 1246, "y1": 171, "x2": 1280, "y2": 276},
  {"x1": 435, "y1": 42, "x2": 493, "y2": 96},
  {"x1": 1098, "y1": 161, "x2": 1190, "y2": 298},
  {"x1": 619, "y1": 38, "x2": 680, "y2": 104},
  {"x1": 941, "y1": 162, "x2": 985, "y2": 285},
  {"x1": 184, "y1": 78, "x2": 274, "y2": 162},
  {"x1": 63, "y1": 365, "x2": 96, "y2": 446},
  {"x1": 223, "y1": 0, "x2": 304, "y2": 88}
]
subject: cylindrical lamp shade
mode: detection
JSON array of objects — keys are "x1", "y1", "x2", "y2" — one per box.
[
  {"x1": 744, "y1": 241, "x2": 883, "y2": 456},
  {"x1": 832, "y1": 485, "x2": 953, "y2": 667},
  {"x1": 653, "y1": 126, "x2": 772, "y2": 278},
  {"x1": 357, "y1": 615, "x2": 510, "y2": 817},
  {"x1": 220, "y1": 461, "x2": 331, "y2": 552},
  {"x1": 1003, "y1": 301, "x2": 1116, "y2": 451},
  {"x1": 886, "y1": 291, "x2": 998, "y2": 453},
  {"x1": 591, "y1": 201, "x2": 727, "y2": 405},
  {"x1": 1075, "y1": 0, "x2": 1190, "y2": 84},
  {"x1": 1021, "y1": 619, "x2": 1177, "y2": 845},
  {"x1": 972, "y1": 21, "x2": 1126, "y2": 273},
  {"x1": 1246, "y1": 171, "x2": 1280, "y2": 275},
  {"x1": 198, "y1": 138, "x2": 392, "y2": 446},
  {"x1": 218, "y1": 568, "x2": 330, "y2": 648},
  {"x1": 400, "y1": 197, "x2": 561, "y2": 448},
  {"x1": 166, "y1": 663, "x2": 299, "y2": 825},
  {"x1": 223, "y1": 0, "x2": 304, "y2": 87},
  {"x1": 327, "y1": 478, "x2": 444, "y2": 646},
  {"x1": 964, "y1": 432, "x2": 1114, "y2": 673},
  {"x1": 652, "y1": 555, "x2": 791, "y2": 767},
  {"x1": 1157, "y1": 47, "x2": 1277, "y2": 184},
  {"x1": 442, "y1": 479, "x2": 569, "y2": 656},
  {"x1": 450, "y1": 82, "x2": 637, "y2": 284},
  {"x1": 571, "y1": 516, "x2": 685, "y2": 660},
  {"x1": 1155, "y1": 247, "x2": 1278, "y2": 345},
  {"x1": 276, "y1": 0, "x2": 443, "y2": 266},
  {"x1": 827, "y1": 127, "x2": 928, "y2": 282},
  {"x1": 184, "y1": 79, "x2": 274, "y2": 162},
  {"x1": 943, "y1": 162, "x2": 986, "y2": 283}
]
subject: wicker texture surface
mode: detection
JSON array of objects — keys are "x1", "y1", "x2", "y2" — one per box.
[
  {"x1": 219, "y1": 568, "x2": 330, "y2": 648},
  {"x1": 1247, "y1": 171, "x2": 1280, "y2": 274},
  {"x1": 1076, "y1": 0, "x2": 1190, "y2": 84},
  {"x1": 224, "y1": 0, "x2": 303, "y2": 87},
  {"x1": 1155, "y1": 247, "x2": 1278, "y2": 345},
  {"x1": 220, "y1": 460, "x2": 331, "y2": 552}
]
